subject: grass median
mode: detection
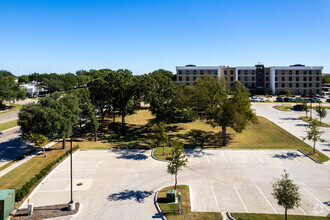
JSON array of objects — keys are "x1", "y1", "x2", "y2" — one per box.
[
  {"x1": 231, "y1": 213, "x2": 329, "y2": 220},
  {"x1": 273, "y1": 106, "x2": 292, "y2": 111},
  {"x1": 0, "y1": 103, "x2": 21, "y2": 115},
  {"x1": 0, "y1": 119, "x2": 18, "y2": 131},
  {"x1": 299, "y1": 116, "x2": 330, "y2": 127},
  {"x1": 157, "y1": 185, "x2": 222, "y2": 220}
]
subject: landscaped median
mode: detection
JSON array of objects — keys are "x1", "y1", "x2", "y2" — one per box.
[
  {"x1": 0, "y1": 144, "x2": 79, "y2": 207},
  {"x1": 231, "y1": 212, "x2": 329, "y2": 220},
  {"x1": 273, "y1": 105, "x2": 292, "y2": 111},
  {"x1": 157, "y1": 185, "x2": 222, "y2": 219},
  {"x1": 0, "y1": 103, "x2": 22, "y2": 115},
  {"x1": 0, "y1": 119, "x2": 18, "y2": 131},
  {"x1": 299, "y1": 116, "x2": 330, "y2": 127}
]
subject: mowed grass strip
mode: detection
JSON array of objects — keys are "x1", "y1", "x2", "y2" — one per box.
[
  {"x1": 299, "y1": 116, "x2": 330, "y2": 127},
  {"x1": 0, "y1": 103, "x2": 21, "y2": 115},
  {"x1": 157, "y1": 185, "x2": 222, "y2": 220},
  {"x1": 273, "y1": 106, "x2": 292, "y2": 111},
  {"x1": 153, "y1": 146, "x2": 172, "y2": 160},
  {"x1": 0, "y1": 119, "x2": 18, "y2": 131},
  {"x1": 0, "y1": 143, "x2": 71, "y2": 190},
  {"x1": 231, "y1": 212, "x2": 329, "y2": 220}
]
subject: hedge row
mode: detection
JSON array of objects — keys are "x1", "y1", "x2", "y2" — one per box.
[{"x1": 15, "y1": 146, "x2": 79, "y2": 202}]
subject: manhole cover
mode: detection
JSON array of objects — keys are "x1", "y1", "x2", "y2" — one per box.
[{"x1": 77, "y1": 183, "x2": 83, "y2": 186}]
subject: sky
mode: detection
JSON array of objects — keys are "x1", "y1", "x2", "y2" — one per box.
[{"x1": 0, "y1": 0, "x2": 329, "y2": 76}]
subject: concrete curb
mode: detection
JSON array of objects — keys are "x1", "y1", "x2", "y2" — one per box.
[
  {"x1": 151, "y1": 149, "x2": 168, "y2": 162},
  {"x1": 296, "y1": 149, "x2": 323, "y2": 164},
  {"x1": 44, "y1": 203, "x2": 82, "y2": 220},
  {"x1": 226, "y1": 212, "x2": 236, "y2": 220},
  {"x1": 154, "y1": 191, "x2": 166, "y2": 220},
  {"x1": 19, "y1": 149, "x2": 81, "y2": 209}
]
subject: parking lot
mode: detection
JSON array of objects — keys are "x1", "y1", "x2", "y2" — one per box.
[{"x1": 24, "y1": 149, "x2": 330, "y2": 219}]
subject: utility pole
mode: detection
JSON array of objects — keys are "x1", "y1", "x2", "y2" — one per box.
[{"x1": 68, "y1": 138, "x2": 75, "y2": 211}]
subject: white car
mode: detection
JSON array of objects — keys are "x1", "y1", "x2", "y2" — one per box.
[
  {"x1": 251, "y1": 96, "x2": 259, "y2": 102},
  {"x1": 258, "y1": 97, "x2": 265, "y2": 102}
]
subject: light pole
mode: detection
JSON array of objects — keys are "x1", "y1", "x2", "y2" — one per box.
[{"x1": 68, "y1": 137, "x2": 75, "y2": 211}]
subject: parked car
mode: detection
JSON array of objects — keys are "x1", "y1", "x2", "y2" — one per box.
[
  {"x1": 303, "y1": 98, "x2": 311, "y2": 102},
  {"x1": 251, "y1": 96, "x2": 258, "y2": 102},
  {"x1": 327, "y1": 98, "x2": 330, "y2": 103},
  {"x1": 315, "y1": 98, "x2": 322, "y2": 103},
  {"x1": 289, "y1": 98, "x2": 296, "y2": 102},
  {"x1": 293, "y1": 104, "x2": 303, "y2": 111},
  {"x1": 296, "y1": 97, "x2": 303, "y2": 102},
  {"x1": 276, "y1": 97, "x2": 284, "y2": 102},
  {"x1": 309, "y1": 94, "x2": 316, "y2": 98},
  {"x1": 258, "y1": 97, "x2": 265, "y2": 102},
  {"x1": 320, "y1": 95, "x2": 327, "y2": 99}
]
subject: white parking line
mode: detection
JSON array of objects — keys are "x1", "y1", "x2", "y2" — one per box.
[
  {"x1": 254, "y1": 153, "x2": 264, "y2": 163},
  {"x1": 211, "y1": 185, "x2": 220, "y2": 212},
  {"x1": 234, "y1": 185, "x2": 248, "y2": 212},
  {"x1": 304, "y1": 187, "x2": 330, "y2": 212},
  {"x1": 238, "y1": 152, "x2": 246, "y2": 162},
  {"x1": 206, "y1": 155, "x2": 210, "y2": 163},
  {"x1": 221, "y1": 151, "x2": 227, "y2": 164},
  {"x1": 299, "y1": 207, "x2": 307, "y2": 215},
  {"x1": 294, "y1": 158, "x2": 300, "y2": 164},
  {"x1": 256, "y1": 185, "x2": 277, "y2": 213}
]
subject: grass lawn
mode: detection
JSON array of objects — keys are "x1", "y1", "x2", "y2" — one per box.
[
  {"x1": 0, "y1": 142, "x2": 75, "y2": 190},
  {"x1": 0, "y1": 103, "x2": 21, "y2": 115},
  {"x1": 157, "y1": 185, "x2": 222, "y2": 220},
  {"x1": 0, "y1": 119, "x2": 18, "y2": 131},
  {"x1": 231, "y1": 213, "x2": 329, "y2": 220},
  {"x1": 299, "y1": 116, "x2": 330, "y2": 127},
  {"x1": 79, "y1": 108, "x2": 328, "y2": 163},
  {"x1": 153, "y1": 146, "x2": 172, "y2": 160},
  {"x1": 273, "y1": 106, "x2": 292, "y2": 111}
]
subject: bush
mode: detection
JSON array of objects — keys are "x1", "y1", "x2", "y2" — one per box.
[{"x1": 15, "y1": 145, "x2": 79, "y2": 202}]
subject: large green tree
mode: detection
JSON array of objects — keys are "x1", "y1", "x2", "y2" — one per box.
[
  {"x1": 18, "y1": 75, "x2": 31, "y2": 84},
  {"x1": 315, "y1": 105, "x2": 327, "y2": 124},
  {"x1": 39, "y1": 73, "x2": 64, "y2": 93},
  {"x1": 272, "y1": 170, "x2": 301, "y2": 220},
  {"x1": 0, "y1": 75, "x2": 27, "y2": 109},
  {"x1": 88, "y1": 77, "x2": 110, "y2": 121}
]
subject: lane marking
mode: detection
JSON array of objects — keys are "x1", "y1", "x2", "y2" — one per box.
[
  {"x1": 234, "y1": 185, "x2": 248, "y2": 212},
  {"x1": 221, "y1": 151, "x2": 227, "y2": 164},
  {"x1": 255, "y1": 153, "x2": 264, "y2": 164},
  {"x1": 238, "y1": 151, "x2": 246, "y2": 163},
  {"x1": 256, "y1": 185, "x2": 277, "y2": 213},
  {"x1": 206, "y1": 155, "x2": 210, "y2": 163},
  {"x1": 211, "y1": 185, "x2": 220, "y2": 212},
  {"x1": 304, "y1": 187, "x2": 330, "y2": 211},
  {"x1": 299, "y1": 207, "x2": 307, "y2": 215},
  {"x1": 294, "y1": 158, "x2": 300, "y2": 164}
]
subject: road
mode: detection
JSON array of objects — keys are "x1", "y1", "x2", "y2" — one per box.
[{"x1": 0, "y1": 98, "x2": 37, "y2": 123}]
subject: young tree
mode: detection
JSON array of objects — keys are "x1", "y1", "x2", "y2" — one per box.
[
  {"x1": 315, "y1": 105, "x2": 327, "y2": 124},
  {"x1": 167, "y1": 141, "x2": 188, "y2": 190},
  {"x1": 89, "y1": 112, "x2": 99, "y2": 141},
  {"x1": 285, "y1": 89, "x2": 291, "y2": 97},
  {"x1": 25, "y1": 133, "x2": 48, "y2": 157},
  {"x1": 272, "y1": 170, "x2": 301, "y2": 220},
  {"x1": 152, "y1": 121, "x2": 168, "y2": 156},
  {"x1": 303, "y1": 121, "x2": 326, "y2": 154},
  {"x1": 302, "y1": 100, "x2": 309, "y2": 117}
]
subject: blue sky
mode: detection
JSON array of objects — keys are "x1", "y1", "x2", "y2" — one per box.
[{"x1": 1, "y1": 0, "x2": 329, "y2": 75}]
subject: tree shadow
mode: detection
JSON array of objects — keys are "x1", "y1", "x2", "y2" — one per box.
[
  {"x1": 295, "y1": 124, "x2": 309, "y2": 127},
  {"x1": 272, "y1": 151, "x2": 302, "y2": 160},
  {"x1": 323, "y1": 201, "x2": 330, "y2": 206},
  {"x1": 107, "y1": 190, "x2": 153, "y2": 203},
  {"x1": 0, "y1": 134, "x2": 34, "y2": 163},
  {"x1": 165, "y1": 125, "x2": 185, "y2": 133},
  {"x1": 112, "y1": 149, "x2": 148, "y2": 160},
  {"x1": 280, "y1": 117, "x2": 300, "y2": 120},
  {"x1": 185, "y1": 148, "x2": 215, "y2": 158}
]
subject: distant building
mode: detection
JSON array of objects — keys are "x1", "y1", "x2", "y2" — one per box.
[{"x1": 176, "y1": 64, "x2": 323, "y2": 95}]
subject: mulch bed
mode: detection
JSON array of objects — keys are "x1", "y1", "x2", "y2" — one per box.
[{"x1": 12, "y1": 203, "x2": 79, "y2": 219}]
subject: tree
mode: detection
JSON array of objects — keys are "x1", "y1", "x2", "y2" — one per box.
[
  {"x1": 272, "y1": 170, "x2": 301, "y2": 220},
  {"x1": 39, "y1": 73, "x2": 64, "y2": 93},
  {"x1": 61, "y1": 73, "x2": 77, "y2": 91},
  {"x1": 25, "y1": 133, "x2": 48, "y2": 157},
  {"x1": 303, "y1": 121, "x2": 326, "y2": 154},
  {"x1": 89, "y1": 112, "x2": 99, "y2": 141},
  {"x1": 0, "y1": 76, "x2": 27, "y2": 109},
  {"x1": 88, "y1": 77, "x2": 110, "y2": 121},
  {"x1": 167, "y1": 141, "x2": 188, "y2": 190},
  {"x1": 285, "y1": 89, "x2": 291, "y2": 97},
  {"x1": 18, "y1": 75, "x2": 31, "y2": 84},
  {"x1": 152, "y1": 121, "x2": 168, "y2": 156},
  {"x1": 315, "y1": 105, "x2": 327, "y2": 124},
  {"x1": 204, "y1": 79, "x2": 256, "y2": 146},
  {"x1": 322, "y1": 75, "x2": 330, "y2": 84},
  {"x1": 302, "y1": 100, "x2": 309, "y2": 117},
  {"x1": 0, "y1": 70, "x2": 14, "y2": 77}
]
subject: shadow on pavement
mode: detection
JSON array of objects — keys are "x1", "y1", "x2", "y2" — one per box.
[
  {"x1": 295, "y1": 124, "x2": 309, "y2": 127},
  {"x1": 280, "y1": 117, "x2": 300, "y2": 120},
  {"x1": 272, "y1": 151, "x2": 302, "y2": 160},
  {"x1": 108, "y1": 190, "x2": 153, "y2": 203},
  {"x1": 112, "y1": 149, "x2": 148, "y2": 160},
  {"x1": 185, "y1": 149, "x2": 215, "y2": 158},
  {"x1": 0, "y1": 135, "x2": 33, "y2": 163}
]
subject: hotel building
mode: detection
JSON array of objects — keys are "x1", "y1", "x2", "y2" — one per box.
[{"x1": 176, "y1": 64, "x2": 322, "y2": 95}]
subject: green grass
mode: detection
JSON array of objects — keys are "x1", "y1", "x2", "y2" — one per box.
[
  {"x1": 153, "y1": 146, "x2": 172, "y2": 160},
  {"x1": 231, "y1": 212, "x2": 329, "y2": 220},
  {"x1": 79, "y1": 109, "x2": 328, "y2": 163},
  {"x1": 0, "y1": 119, "x2": 18, "y2": 131},
  {"x1": 299, "y1": 116, "x2": 330, "y2": 127},
  {"x1": 273, "y1": 106, "x2": 292, "y2": 111},
  {"x1": 0, "y1": 103, "x2": 21, "y2": 114},
  {"x1": 157, "y1": 185, "x2": 222, "y2": 220}
]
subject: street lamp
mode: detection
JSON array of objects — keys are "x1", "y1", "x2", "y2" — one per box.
[{"x1": 68, "y1": 137, "x2": 75, "y2": 211}]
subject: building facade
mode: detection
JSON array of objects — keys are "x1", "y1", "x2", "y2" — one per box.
[{"x1": 176, "y1": 64, "x2": 323, "y2": 95}]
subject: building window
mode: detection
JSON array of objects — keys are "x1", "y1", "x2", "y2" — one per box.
[
  {"x1": 200, "y1": 70, "x2": 204, "y2": 75},
  {"x1": 275, "y1": 70, "x2": 278, "y2": 75},
  {"x1": 266, "y1": 70, "x2": 269, "y2": 75},
  {"x1": 193, "y1": 70, "x2": 197, "y2": 75},
  {"x1": 186, "y1": 83, "x2": 189, "y2": 85},
  {"x1": 252, "y1": 77, "x2": 255, "y2": 81},
  {"x1": 309, "y1": 77, "x2": 312, "y2": 81},
  {"x1": 179, "y1": 70, "x2": 182, "y2": 75},
  {"x1": 244, "y1": 70, "x2": 248, "y2": 75},
  {"x1": 251, "y1": 70, "x2": 255, "y2": 75},
  {"x1": 316, "y1": 83, "x2": 319, "y2": 87},
  {"x1": 303, "y1": 77, "x2": 307, "y2": 81},
  {"x1": 275, "y1": 77, "x2": 278, "y2": 81},
  {"x1": 186, "y1": 70, "x2": 189, "y2": 75},
  {"x1": 303, "y1": 83, "x2": 307, "y2": 87},
  {"x1": 289, "y1": 77, "x2": 292, "y2": 81},
  {"x1": 238, "y1": 76, "x2": 241, "y2": 80},
  {"x1": 230, "y1": 77, "x2": 234, "y2": 81},
  {"x1": 296, "y1": 83, "x2": 299, "y2": 88},
  {"x1": 309, "y1": 70, "x2": 312, "y2": 75},
  {"x1": 316, "y1": 89, "x2": 319, "y2": 94},
  {"x1": 289, "y1": 70, "x2": 292, "y2": 75},
  {"x1": 282, "y1": 83, "x2": 285, "y2": 87},
  {"x1": 309, "y1": 83, "x2": 312, "y2": 87},
  {"x1": 289, "y1": 83, "x2": 292, "y2": 88},
  {"x1": 224, "y1": 70, "x2": 227, "y2": 75},
  {"x1": 238, "y1": 70, "x2": 241, "y2": 75},
  {"x1": 266, "y1": 77, "x2": 269, "y2": 81},
  {"x1": 214, "y1": 70, "x2": 218, "y2": 75},
  {"x1": 303, "y1": 90, "x2": 307, "y2": 94},
  {"x1": 304, "y1": 70, "x2": 307, "y2": 75},
  {"x1": 316, "y1": 70, "x2": 320, "y2": 75},
  {"x1": 193, "y1": 77, "x2": 196, "y2": 80},
  {"x1": 244, "y1": 76, "x2": 248, "y2": 81},
  {"x1": 296, "y1": 70, "x2": 299, "y2": 75},
  {"x1": 207, "y1": 70, "x2": 211, "y2": 74},
  {"x1": 230, "y1": 70, "x2": 234, "y2": 75},
  {"x1": 316, "y1": 76, "x2": 319, "y2": 81},
  {"x1": 252, "y1": 83, "x2": 255, "y2": 87},
  {"x1": 266, "y1": 83, "x2": 269, "y2": 87},
  {"x1": 225, "y1": 77, "x2": 227, "y2": 81},
  {"x1": 282, "y1": 77, "x2": 285, "y2": 81},
  {"x1": 179, "y1": 76, "x2": 182, "y2": 81},
  {"x1": 296, "y1": 77, "x2": 299, "y2": 81},
  {"x1": 244, "y1": 83, "x2": 248, "y2": 87},
  {"x1": 281, "y1": 70, "x2": 285, "y2": 75},
  {"x1": 275, "y1": 83, "x2": 278, "y2": 87},
  {"x1": 186, "y1": 77, "x2": 189, "y2": 81}
]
